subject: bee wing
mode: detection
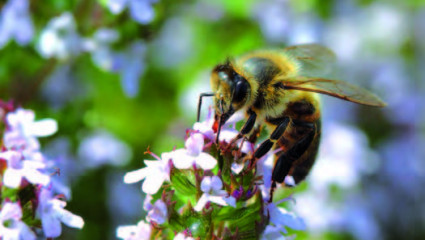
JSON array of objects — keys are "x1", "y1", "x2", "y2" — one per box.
[
  {"x1": 283, "y1": 44, "x2": 336, "y2": 77},
  {"x1": 282, "y1": 77, "x2": 387, "y2": 107}
]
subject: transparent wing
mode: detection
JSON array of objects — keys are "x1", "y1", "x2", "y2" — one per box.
[
  {"x1": 282, "y1": 77, "x2": 387, "y2": 107},
  {"x1": 283, "y1": 44, "x2": 336, "y2": 78}
]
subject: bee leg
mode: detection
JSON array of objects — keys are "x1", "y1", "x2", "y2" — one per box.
[
  {"x1": 249, "y1": 117, "x2": 291, "y2": 168},
  {"x1": 247, "y1": 125, "x2": 263, "y2": 143},
  {"x1": 271, "y1": 122, "x2": 316, "y2": 180},
  {"x1": 224, "y1": 109, "x2": 257, "y2": 151}
]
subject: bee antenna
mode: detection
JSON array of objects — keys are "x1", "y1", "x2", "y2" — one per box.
[{"x1": 197, "y1": 92, "x2": 214, "y2": 122}]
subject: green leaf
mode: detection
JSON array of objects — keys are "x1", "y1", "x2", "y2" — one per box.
[{"x1": 170, "y1": 169, "x2": 197, "y2": 196}]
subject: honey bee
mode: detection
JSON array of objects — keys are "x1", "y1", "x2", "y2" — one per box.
[{"x1": 197, "y1": 44, "x2": 386, "y2": 201}]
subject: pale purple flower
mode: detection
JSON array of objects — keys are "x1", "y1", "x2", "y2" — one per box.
[
  {"x1": 311, "y1": 122, "x2": 378, "y2": 191},
  {"x1": 151, "y1": 17, "x2": 193, "y2": 68},
  {"x1": 194, "y1": 176, "x2": 236, "y2": 211},
  {"x1": 85, "y1": 28, "x2": 120, "y2": 71},
  {"x1": 106, "y1": 0, "x2": 157, "y2": 24},
  {"x1": 123, "y1": 152, "x2": 171, "y2": 194},
  {"x1": 256, "y1": 151, "x2": 275, "y2": 200},
  {"x1": 252, "y1": 0, "x2": 290, "y2": 43},
  {"x1": 78, "y1": 130, "x2": 132, "y2": 169},
  {"x1": 85, "y1": 30, "x2": 146, "y2": 97},
  {"x1": 146, "y1": 199, "x2": 167, "y2": 224},
  {"x1": 116, "y1": 220, "x2": 151, "y2": 240},
  {"x1": 171, "y1": 133, "x2": 217, "y2": 170},
  {"x1": 230, "y1": 162, "x2": 244, "y2": 174},
  {"x1": 261, "y1": 225, "x2": 286, "y2": 240},
  {"x1": 267, "y1": 202, "x2": 306, "y2": 234},
  {"x1": 37, "y1": 188, "x2": 84, "y2": 238},
  {"x1": 193, "y1": 109, "x2": 215, "y2": 141},
  {"x1": 37, "y1": 12, "x2": 82, "y2": 60},
  {"x1": 117, "y1": 41, "x2": 146, "y2": 98},
  {"x1": 4, "y1": 108, "x2": 57, "y2": 152},
  {"x1": 0, "y1": 202, "x2": 36, "y2": 240},
  {"x1": 0, "y1": 150, "x2": 50, "y2": 188},
  {"x1": 174, "y1": 233, "x2": 195, "y2": 240},
  {"x1": 0, "y1": 0, "x2": 34, "y2": 48}
]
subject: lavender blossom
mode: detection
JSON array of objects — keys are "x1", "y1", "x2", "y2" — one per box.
[
  {"x1": 124, "y1": 152, "x2": 171, "y2": 194},
  {"x1": 106, "y1": 0, "x2": 158, "y2": 24},
  {"x1": 0, "y1": 104, "x2": 84, "y2": 238},
  {"x1": 116, "y1": 220, "x2": 151, "y2": 240},
  {"x1": 37, "y1": 188, "x2": 84, "y2": 238},
  {"x1": 0, "y1": 0, "x2": 34, "y2": 48},
  {"x1": 119, "y1": 109, "x2": 305, "y2": 239},
  {"x1": 0, "y1": 202, "x2": 36, "y2": 240}
]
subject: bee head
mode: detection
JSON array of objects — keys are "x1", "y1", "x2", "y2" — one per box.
[{"x1": 210, "y1": 61, "x2": 251, "y2": 122}]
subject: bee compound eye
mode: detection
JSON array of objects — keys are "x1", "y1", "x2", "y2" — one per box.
[{"x1": 232, "y1": 79, "x2": 248, "y2": 103}]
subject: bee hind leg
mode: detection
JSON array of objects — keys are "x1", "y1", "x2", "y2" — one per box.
[{"x1": 269, "y1": 123, "x2": 316, "y2": 201}]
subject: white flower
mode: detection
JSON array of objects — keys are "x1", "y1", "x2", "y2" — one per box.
[
  {"x1": 37, "y1": 12, "x2": 82, "y2": 60},
  {"x1": 123, "y1": 152, "x2": 171, "y2": 194},
  {"x1": 194, "y1": 176, "x2": 236, "y2": 211},
  {"x1": 170, "y1": 133, "x2": 217, "y2": 170},
  {"x1": 37, "y1": 188, "x2": 84, "y2": 238},
  {"x1": 0, "y1": 202, "x2": 36, "y2": 240},
  {"x1": 146, "y1": 199, "x2": 168, "y2": 224},
  {"x1": 174, "y1": 233, "x2": 195, "y2": 240},
  {"x1": 4, "y1": 108, "x2": 57, "y2": 152},
  {"x1": 116, "y1": 220, "x2": 151, "y2": 240},
  {"x1": 0, "y1": 150, "x2": 50, "y2": 188}
]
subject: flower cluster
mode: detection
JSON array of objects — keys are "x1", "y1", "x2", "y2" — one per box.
[
  {"x1": 117, "y1": 109, "x2": 305, "y2": 239},
  {"x1": 0, "y1": 100, "x2": 84, "y2": 238}
]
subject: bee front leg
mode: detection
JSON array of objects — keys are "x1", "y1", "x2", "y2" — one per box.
[{"x1": 224, "y1": 109, "x2": 257, "y2": 150}]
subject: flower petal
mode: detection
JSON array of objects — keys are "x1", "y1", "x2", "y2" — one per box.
[
  {"x1": 147, "y1": 199, "x2": 167, "y2": 224},
  {"x1": 210, "y1": 176, "x2": 223, "y2": 193},
  {"x1": 194, "y1": 194, "x2": 209, "y2": 212},
  {"x1": 129, "y1": 0, "x2": 155, "y2": 24},
  {"x1": 123, "y1": 168, "x2": 149, "y2": 184},
  {"x1": 185, "y1": 133, "x2": 204, "y2": 156},
  {"x1": 3, "y1": 168, "x2": 23, "y2": 188},
  {"x1": 208, "y1": 195, "x2": 228, "y2": 207},
  {"x1": 0, "y1": 202, "x2": 22, "y2": 220},
  {"x1": 261, "y1": 225, "x2": 285, "y2": 240},
  {"x1": 269, "y1": 203, "x2": 306, "y2": 231},
  {"x1": 107, "y1": 0, "x2": 128, "y2": 14},
  {"x1": 170, "y1": 149, "x2": 194, "y2": 169},
  {"x1": 195, "y1": 153, "x2": 217, "y2": 170},
  {"x1": 200, "y1": 176, "x2": 212, "y2": 193},
  {"x1": 56, "y1": 208, "x2": 84, "y2": 229},
  {"x1": 231, "y1": 162, "x2": 244, "y2": 174},
  {"x1": 42, "y1": 211, "x2": 62, "y2": 238},
  {"x1": 17, "y1": 222, "x2": 36, "y2": 240},
  {"x1": 141, "y1": 169, "x2": 165, "y2": 194},
  {"x1": 30, "y1": 119, "x2": 58, "y2": 137},
  {"x1": 23, "y1": 169, "x2": 50, "y2": 186}
]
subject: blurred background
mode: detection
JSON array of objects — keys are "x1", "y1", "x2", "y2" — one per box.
[{"x1": 0, "y1": 0, "x2": 424, "y2": 239}]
